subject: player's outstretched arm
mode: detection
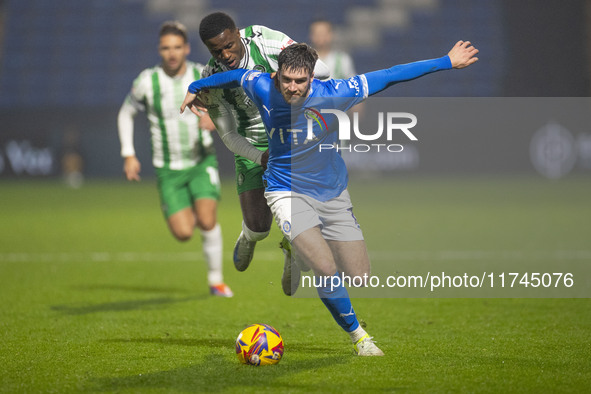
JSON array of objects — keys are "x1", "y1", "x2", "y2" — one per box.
[
  {"x1": 118, "y1": 99, "x2": 142, "y2": 181},
  {"x1": 364, "y1": 40, "x2": 479, "y2": 96},
  {"x1": 364, "y1": 56, "x2": 452, "y2": 96},
  {"x1": 447, "y1": 40, "x2": 479, "y2": 69}
]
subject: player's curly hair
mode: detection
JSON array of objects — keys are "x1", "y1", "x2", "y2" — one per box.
[
  {"x1": 159, "y1": 21, "x2": 188, "y2": 43},
  {"x1": 278, "y1": 43, "x2": 318, "y2": 75},
  {"x1": 199, "y1": 12, "x2": 237, "y2": 42}
]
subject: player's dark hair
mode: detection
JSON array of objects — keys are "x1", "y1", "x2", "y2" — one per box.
[
  {"x1": 199, "y1": 12, "x2": 237, "y2": 42},
  {"x1": 278, "y1": 43, "x2": 318, "y2": 75},
  {"x1": 159, "y1": 21, "x2": 189, "y2": 43}
]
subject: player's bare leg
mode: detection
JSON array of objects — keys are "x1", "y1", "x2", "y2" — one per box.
[
  {"x1": 167, "y1": 207, "x2": 197, "y2": 241},
  {"x1": 193, "y1": 198, "x2": 217, "y2": 231},
  {"x1": 165, "y1": 201, "x2": 231, "y2": 297},
  {"x1": 240, "y1": 188, "x2": 273, "y2": 232},
  {"x1": 233, "y1": 188, "x2": 272, "y2": 271},
  {"x1": 284, "y1": 226, "x2": 336, "y2": 296},
  {"x1": 291, "y1": 226, "x2": 337, "y2": 276},
  {"x1": 327, "y1": 240, "x2": 371, "y2": 280}
]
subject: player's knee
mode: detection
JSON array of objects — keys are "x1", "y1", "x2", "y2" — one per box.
[
  {"x1": 171, "y1": 227, "x2": 193, "y2": 242},
  {"x1": 310, "y1": 260, "x2": 338, "y2": 277},
  {"x1": 347, "y1": 266, "x2": 371, "y2": 278},
  {"x1": 241, "y1": 204, "x2": 272, "y2": 233},
  {"x1": 345, "y1": 267, "x2": 371, "y2": 287},
  {"x1": 196, "y1": 219, "x2": 216, "y2": 232},
  {"x1": 243, "y1": 217, "x2": 271, "y2": 233}
]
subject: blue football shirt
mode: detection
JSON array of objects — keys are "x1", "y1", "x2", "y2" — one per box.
[
  {"x1": 187, "y1": 55, "x2": 452, "y2": 200},
  {"x1": 240, "y1": 71, "x2": 368, "y2": 201}
]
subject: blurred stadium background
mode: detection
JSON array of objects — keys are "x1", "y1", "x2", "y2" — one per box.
[
  {"x1": 0, "y1": 0, "x2": 590, "y2": 181},
  {"x1": 1, "y1": 3, "x2": 590, "y2": 391}
]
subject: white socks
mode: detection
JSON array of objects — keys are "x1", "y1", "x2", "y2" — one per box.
[
  {"x1": 349, "y1": 325, "x2": 368, "y2": 343},
  {"x1": 200, "y1": 223, "x2": 223, "y2": 285},
  {"x1": 241, "y1": 221, "x2": 269, "y2": 242}
]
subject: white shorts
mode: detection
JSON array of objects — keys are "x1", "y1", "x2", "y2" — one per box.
[{"x1": 265, "y1": 189, "x2": 364, "y2": 242}]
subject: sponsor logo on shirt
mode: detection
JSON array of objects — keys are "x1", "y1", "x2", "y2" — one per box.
[
  {"x1": 347, "y1": 77, "x2": 360, "y2": 96},
  {"x1": 304, "y1": 107, "x2": 327, "y2": 133}
]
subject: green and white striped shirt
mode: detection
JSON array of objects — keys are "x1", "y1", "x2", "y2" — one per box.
[
  {"x1": 120, "y1": 61, "x2": 214, "y2": 170},
  {"x1": 321, "y1": 50, "x2": 357, "y2": 80},
  {"x1": 201, "y1": 25, "x2": 295, "y2": 149}
]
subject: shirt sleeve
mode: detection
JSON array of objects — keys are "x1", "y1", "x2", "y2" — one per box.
[
  {"x1": 127, "y1": 72, "x2": 148, "y2": 112},
  {"x1": 190, "y1": 69, "x2": 265, "y2": 164},
  {"x1": 254, "y1": 25, "x2": 330, "y2": 80},
  {"x1": 117, "y1": 98, "x2": 138, "y2": 158},
  {"x1": 313, "y1": 59, "x2": 331, "y2": 80},
  {"x1": 117, "y1": 72, "x2": 148, "y2": 158},
  {"x1": 256, "y1": 25, "x2": 295, "y2": 69},
  {"x1": 239, "y1": 70, "x2": 265, "y2": 96},
  {"x1": 207, "y1": 95, "x2": 264, "y2": 164},
  {"x1": 216, "y1": 127, "x2": 264, "y2": 164},
  {"x1": 188, "y1": 69, "x2": 249, "y2": 93}
]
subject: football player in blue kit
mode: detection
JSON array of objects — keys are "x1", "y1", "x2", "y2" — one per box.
[{"x1": 181, "y1": 40, "x2": 478, "y2": 356}]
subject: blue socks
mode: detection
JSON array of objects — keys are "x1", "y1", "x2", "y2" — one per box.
[{"x1": 316, "y1": 272, "x2": 360, "y2": 332}]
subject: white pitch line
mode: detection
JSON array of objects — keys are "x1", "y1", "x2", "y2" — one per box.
[
  {"x1": 0, "y1": 251, "x2": 204, "y2": 263},
  {"x1": 0, "y1": 250, "x2": 590, "y2": 263}
]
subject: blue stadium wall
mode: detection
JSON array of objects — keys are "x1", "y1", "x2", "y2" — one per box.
[{"x1": 0, "y1": 0, "x2": 589, "y2": 179}]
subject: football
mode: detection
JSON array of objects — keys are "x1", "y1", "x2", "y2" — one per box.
[{"x1": 235, "y1": 324, "x2": 284, "y2": 366}]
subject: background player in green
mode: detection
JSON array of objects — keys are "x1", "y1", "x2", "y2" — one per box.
[
  {"x1": 117, "y1": 21, "x2": 233, "y2": 297},
  {"x1": 196, "y1": 12, "x2": 329, "y2": 293},
  {"x1": 309, "y1": 19, "x2": 357, "y2": 79}
]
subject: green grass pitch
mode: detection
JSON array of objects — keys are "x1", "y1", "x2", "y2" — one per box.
[{"x1": 1, "y1": 176, "x2": 590, "y2": 392}]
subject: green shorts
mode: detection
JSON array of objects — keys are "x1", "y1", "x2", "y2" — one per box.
[
  {"x1": 155, "y1": 155, "x2": 221, "y2": 218},
  {"x1": 235, "y1": 148, "x2": 266, "y2": 194}
]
